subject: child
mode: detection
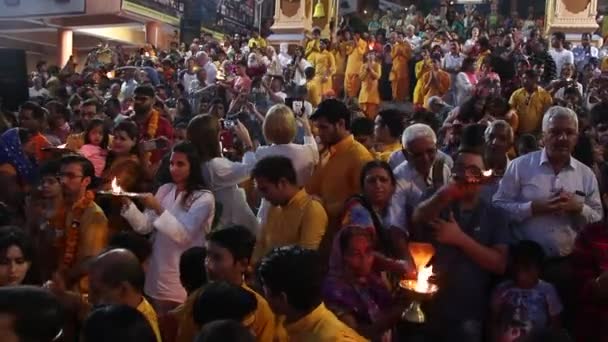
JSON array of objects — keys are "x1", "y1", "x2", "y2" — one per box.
[
  {"x1": 79, "y1": 118, "x2": 109, "y2": 177},
  {"x1": 491, "y1": 240, "x2": 563, "y2": 342}
]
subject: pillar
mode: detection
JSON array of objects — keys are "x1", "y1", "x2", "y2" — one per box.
[
  {"x1": 57, "y1": 28, "x2": 73, "y2": 67},
  {"x1": 146, "y1": 22, "x2": 160, "y2": 47}
]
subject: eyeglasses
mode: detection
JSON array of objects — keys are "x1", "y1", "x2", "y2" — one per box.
[
  {"x1": 407, "y1": 147, "x2": 437, "y2": 160},
  {"x1": 452, "y1": 165, "x2": 484, "y2": 179},
  {"x1": 57, "y1": 172, "x2": 84, "y2": 180}
]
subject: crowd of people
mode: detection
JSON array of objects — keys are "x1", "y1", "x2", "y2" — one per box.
[{"x1": 2, "y1": 1, "x2": 608, "y2": 341}]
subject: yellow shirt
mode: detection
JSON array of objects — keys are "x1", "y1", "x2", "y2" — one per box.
[
  {"x1": 306, "y1": 80, "x2": 322, "y2": 107},
  {"x1": 174, "y1": 284, "x2": 286, "y2": 342},
  {"x1": 508, "y1": 86, "x2": 553, "y2": 134},
  {"x1": 390, "y1": 41, "x2": 411, "y2": 81},
  {"x1": 252, "y1": 189, "x2": 328, "y2": 264},
  {"x1": 306, "y1": 135, "x2": 374, "y2": 230},
  {"x1": 413, "y1": 59, "x2": 432, "y2": 105},
  {"x1": 420, "y1": 70, "x2": 451, "y2": 109},
  {"x1": 248, "y1": 37, "x2": 267, "y2": 50},
  {"x1": 284, "y1": 303, "x2": 368, "y2": 342},
  {"x1": 359, "y1": 62, "x2": 382, "y2": 105},
  {"x1": 305, "y1": 39, "x2": 321, "y2": 59},
  {"x1": 375, "y1": 141, "x2": 402, "y2": 162},
  {"x1": 345, "y1": 38, "x2": 367, "y2": 75},
  {"x1": 137, "y1": 297, "x2": 162, "y2": 342}
]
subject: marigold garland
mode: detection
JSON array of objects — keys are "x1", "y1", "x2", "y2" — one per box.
[
  {"x1": 143, "y1": 110, "x2": 160, "y2": 163},
  {"x1": 59, "y1": 190, "x2": 95, "y2": 269}
]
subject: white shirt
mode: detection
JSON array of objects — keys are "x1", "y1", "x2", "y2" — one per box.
[
  {"x1": 29, "y1": 87, "x2": 49, "y2": 99},
  {"x1": 294, "y1": 58, "x2": 312, "y2": 86},
  {"x1": 549, "y1": 48, "x2": 574, "y2": 77},
  {"x1": 182, "y1": 72, "x2": 198, "y2": 94},
  {"x1": 405, "y1": 35, "x2": 422, "y2": 51},
  {"x1": 454, "y1": 72, "x2": 476, "y2": 106},
  {"x1": 121, "y1": 184, "x2": 215, "y2": 303},
  {"x1": 554, "y1": 81, "x2": 583, "y2": 100},
  {"x1": 442, "y1": 53, "x2": 465, "y2": 73},
  {"x1": 202, "y1": 154, "x2": 259, "y2": 235},
  {"x1": 203, "y1": 61, "x2": 218, "y2": 85},
  {"x1": 387, "y1": 159, "x2": 451, "y2": 232},
  {"x1": 493, "y1": 149, "x2": 603, "y2": 257}
]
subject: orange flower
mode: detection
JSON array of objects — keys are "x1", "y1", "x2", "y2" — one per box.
[{"x1": 60, "y1": 190, "x2": 95, "y2": 269}]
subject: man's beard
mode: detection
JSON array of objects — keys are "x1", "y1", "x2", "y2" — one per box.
[{"x1": 134, "y1": 104, "x2": 151, "y2": 116}]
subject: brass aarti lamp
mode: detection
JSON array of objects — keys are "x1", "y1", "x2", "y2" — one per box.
[{"x1": 399, "y1": 242, "x2": 438, "y2": 323}]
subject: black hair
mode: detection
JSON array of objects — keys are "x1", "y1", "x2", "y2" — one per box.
[
  {"x1": 310, "y1": 99, "x2": 352, "y2": 129},
  {"x1": 15, "y1": 127, "x2": 34, "y2": 146},
  {"x1": 108, "y1": 232, "x2": 152, "y2": 266},
  {"x1": 206, "y1": 225, "x2": 256, "y2": 262},
  {"x1": 510, "y1": 240, "x2": 545, "y2": 273},
  {"x1": 251, "y1": 156, "x2": 297, "y2": 185},
  {"x1": 193, "y1": 282, "x2": 257, "y2": 326},
  {"x1": 195, "y1": 320, "x2": 255, "y2": 342},
  {"x1": 0, "y1": 226, "x2": 33, "y2": 262},
  {"x1": 39, "y1": 159, "x2": 61, "y2": 179},
  {"x1": 82, "y1": 98, "x2": 102, "y2": 113},
  {"x1": 113, "y1": 119, "x2": 140, "y2": 144},
  {"x1": 377, "y1": 109, "x2": 405, "y2": 138},
  {"x1": 359, "y1": 160, "x2": 396, "y2": 189},
  {"x1": 552, "y1": 31, "x2": 566, "y2": 42},
  {"x1": 304, "y1": 66, "x2": 315, "y2": 80},
  {"x1": 60, "y1": 154, "x2": 96, "y2": 182},
  {"x1": 104, "y1": 98, "x2": 121, "y2": 110},
  {"x1": 179, "y1": 246, "x2": 207, "y2": 295},
  {"x1": 458, "y1": 123, "x2": 486, "y2": 156},
  {"x1": 523, "y1": 68, "x2": 539, "y2": 79},
  {"x1": 84, "y1": 118, "x2": 110, "y2": 149},
  {"x1": 351, "y1": 117, "x2": 374, "y2": 137},
  {"x1": 177, "y1": 98, "x2": 193, "y2": 117},
  {"x1": 573, "y1": 134, "x2": 595, "y2": 169},
  {"x1": 0, "y1": 286, "x2": 65, "y2": 342},
  {"x1": 95, "y1": 249, "x2": 146, "y2": 293},
  {"x1": 257, "y1": 246, "x2": 323, "y2": 312},
  {"x1": 461, "y1": 57, "x2": 477, "y2": 72},
  {"x1": 82, "y1": 305, "x2": 156, "y2": 342},
  {"x1": 170, "y1": 141, "x2": 207, "y2": 207},
  {"x1": 339, "y1": 226, "x2": 375, "y2": 256},
  {"x1": 20, "y1": 101, "x2": 46, "y2": 122}
]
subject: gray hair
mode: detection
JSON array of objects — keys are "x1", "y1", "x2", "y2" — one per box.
[
  {"x1": 427, "y1": 96, "x2": 445, "y2": 108},
  {"x1": 402, "y1": 123, "x2": 437, "y2": 149},
  {"x1": 541, "y1": 106, "x2": 578, "y2": 133},
  {"x1": 484, "y1": 120, "x2": 514, "y2": 142}
]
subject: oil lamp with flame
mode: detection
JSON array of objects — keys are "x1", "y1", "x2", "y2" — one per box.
[
  {"x1": 97, "y1": 177, "x2": 145, "y2": 198},
  {"x1": 399, "y1": 242, "x2": 438, "y2": 323}
]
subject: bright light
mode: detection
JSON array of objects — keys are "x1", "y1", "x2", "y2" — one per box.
[
  {"x1": 111, "y1": 177, "x2": 123, "y2": 194},
  {"x1": 363, "y1": 10, "x2": 368, "y2": 14},
  {"x1": 415, "y1": 265, "x2": 434, "y2": 293}
]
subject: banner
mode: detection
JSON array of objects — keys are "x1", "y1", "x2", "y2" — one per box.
[
  {"x1": 122, "y1": 0, "x2": 183, "y2": 26},
  {"x1": 0, "y1": 0, "x2": 85, "y2": 18}
]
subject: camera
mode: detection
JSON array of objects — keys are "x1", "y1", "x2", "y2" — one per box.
[{"x1": 221, "y1": 119, "x2": 237, "y2": 129}]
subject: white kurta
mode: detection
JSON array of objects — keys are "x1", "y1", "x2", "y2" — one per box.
[{"x1": 121, "y1": 183, "x2": 214, "y2": 303}]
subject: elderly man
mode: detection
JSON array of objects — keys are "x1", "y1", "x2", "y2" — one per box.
[
  {"x1": 387, "y1": 123, "x2": 451, "y2": 239},
  {"x1": 493, "y1": 106, "x2": 603, "y2": 326},
  {"x1": 196, "y1": 51, "x2": 217, "y2": 85}
]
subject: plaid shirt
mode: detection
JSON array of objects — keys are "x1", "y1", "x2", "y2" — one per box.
[{"x1": 571, "y1": 222, "x2": 608, "y2": 342}]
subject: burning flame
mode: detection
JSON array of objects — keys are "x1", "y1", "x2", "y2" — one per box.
[
  {"x1": 482, "y1": 169, "x2": 493, "y2": 177},
  {"x1": 111, "y1": 177, "x2": 123, "y2": 194},
  {"x1": 415, "y1": 265, "x2": 434, "y2": 293}
]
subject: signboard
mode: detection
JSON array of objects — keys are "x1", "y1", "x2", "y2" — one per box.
[
  {"x1": 0, "y1": 0, "x2": 85, "y2": 18},
  {"x1": 122, "y1": 0, "x2": 183, "y2": 26}
]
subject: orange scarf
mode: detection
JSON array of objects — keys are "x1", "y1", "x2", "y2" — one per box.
[
  {"x1": 144, "y1": 110, "x2": 160, "y2": 163},
  {"x1": 57, "y1": 190, "x2": 95, "y2": 269}
]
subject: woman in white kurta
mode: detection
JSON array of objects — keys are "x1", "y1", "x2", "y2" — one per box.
[
  {"x1": 187, "y1": 114, "x2": 259, "y2": 235},
  {"x1": 121, "y1": 142, "x2": 214, "y2": 313}
]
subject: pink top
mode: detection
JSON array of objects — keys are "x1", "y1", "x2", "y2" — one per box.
[{"x1": 79, "y1": 144, "x2": 107, "y2": 177}]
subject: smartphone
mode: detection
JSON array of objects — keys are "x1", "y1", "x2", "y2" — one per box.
[
  {"x1": 141, "y1": 138, "x2": 170, "y2": 152},
  {"x1": 221, "y1": 119, "x2": 236, "y2": 129},
  {"x1": 292, "y1": 101, "x2": 304, "y2": 117}
]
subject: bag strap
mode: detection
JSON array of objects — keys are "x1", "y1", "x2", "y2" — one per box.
[{"x1": 431, "y1": 158, "x2": 445, "y2": 190}]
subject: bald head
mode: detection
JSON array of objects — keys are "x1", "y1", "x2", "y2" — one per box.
[{"x1": 91, "y1": 249, "x2": 145, "y2": 294}]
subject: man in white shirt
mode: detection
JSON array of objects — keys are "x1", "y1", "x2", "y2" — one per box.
[
  {"x1": 549, "y1": 31, "x2": 574, "y2": 76},
  {"x1": 573, "y1": 33, "x2": 599, "y2": 73},
  {"x1": 29, "y1": 76, "x2": 49, "y2": 99},
  {"x1": 387, "y1": 124, "x2": 451, "y2": 234},
  {"x1": 292, "y1": 47, "x2": 312, "y2": 87},
  {"x1": 405, "y1": 25, "x2": 422, "y2": 51},
  {"x1": 196, "y1": 51, "x2": 217, "y2": 85}
]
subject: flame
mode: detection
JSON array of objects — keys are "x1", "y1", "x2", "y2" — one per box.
[
  {"x1": 414, "y1": 265, "x2": 434, "y2": 293},
  {"x1": 482, "y1": 169, "x2": 493, "y2": 177},
  {"x1": 111, "y1": 177, "x2": 123, "y2": 193}
]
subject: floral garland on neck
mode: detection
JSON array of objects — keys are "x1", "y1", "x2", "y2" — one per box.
[
  {"x1": 59, "y1": 190, "x2": 95, "y2": 269},
  {"x1": 143, "y1": 110, "x2": 160, "y2": 163}
]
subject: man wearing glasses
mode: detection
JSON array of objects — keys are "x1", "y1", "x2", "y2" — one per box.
[{"x1": 54, "y1": 154, "x2": 109, "y2": 292}]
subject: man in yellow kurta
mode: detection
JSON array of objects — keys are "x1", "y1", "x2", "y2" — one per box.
[
  {"x1": 250, "y1": 156, "x2": 328, "y2": 265},
  {"x1": 420, "y1": 57, "x2": 451, "y2": 110},
  {"x1": 390, "y1": 33, "x2": 412, "y2": 102},
  {"x1": 374, "y1": 109, "x2": 405, "y2": 162},
  {"x1": 333, "y1": 33, "x2": 349, "y2": 97},
  {"x1": 344, "y1": 32, "x2": 368, "y2": 98},
  {"x1": 248, "y1": 30, "x2": 267, "y2": 50},
  {"x1": 413, "y1": 51, "x2": 433, "y2": 106},
  {"x1": 509, "y1": 69, "x2": 553, "y2": 134},
  {"x1": 309, "y1": 39, "x2": 337, "y2": 98},
  {"x1": 307, "y1": 100, "x2": 374, "y2": 258},
  {"x1": 305, "y1": 28, "x2": 321, "y2": 59},
  {"x1": 359, "y1": 52, "x2": 382, "y2": 119}
]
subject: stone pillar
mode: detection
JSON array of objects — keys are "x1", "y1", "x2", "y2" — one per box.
[
  {"x1": 57, "y1": 28, "x2": 73, "y2": 67},
  {"x1": 146, "y1": 21, "x2": 160, "y2": 47},
  {"x1": 545, "y1": 0, "x2": 598, "y2": 35},
  {"x1": 269, "y1": 0, "x2": 335, "y2": 44}
]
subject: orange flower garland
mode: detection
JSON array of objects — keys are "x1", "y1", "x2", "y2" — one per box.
[
  {"x1": 60, "y1": 190, "x2": 95, "y2": 269},
  {"x1": 143, "y1": 110, "x2": 160, "y2": 163}
]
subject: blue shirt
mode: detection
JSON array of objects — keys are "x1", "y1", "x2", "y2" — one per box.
[{"x1": 493, "y1": 149, "x2": 603, "y2": 257}]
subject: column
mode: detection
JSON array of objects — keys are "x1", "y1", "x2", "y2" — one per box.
[
  {"x1": 146, "y1": 22, "x2": 160, "y2": 47},
  {"x1": 545, "y1": 0, "x2": 598, "y2": 34},
  {"x1": 57, "y1": 28, "x2": 73, "y2": 67}
]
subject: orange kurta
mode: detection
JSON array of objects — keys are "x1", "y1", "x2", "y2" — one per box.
[
  {"x1": 390, "y1": 41, "x2": 412, "y2": 102},
  {"x1": 420, "y1": 70, "x2": 451, "y2": 109},
  {"x1": 332, "y1": 43, "x2": 348, "y2": 96},
  {"x1": 413, "y1": 58, "x2": 432, "y2": 106},
  {"x1": 344, "y1": 38, "x2": 367, "y2": 98},
  {"x1": 309, "y1": 50, "x2": 337, "y2": 96}
]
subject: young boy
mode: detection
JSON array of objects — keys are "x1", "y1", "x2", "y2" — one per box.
[{"x1": 491, "y1": 241, "x2": 563, "y2": 341}]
